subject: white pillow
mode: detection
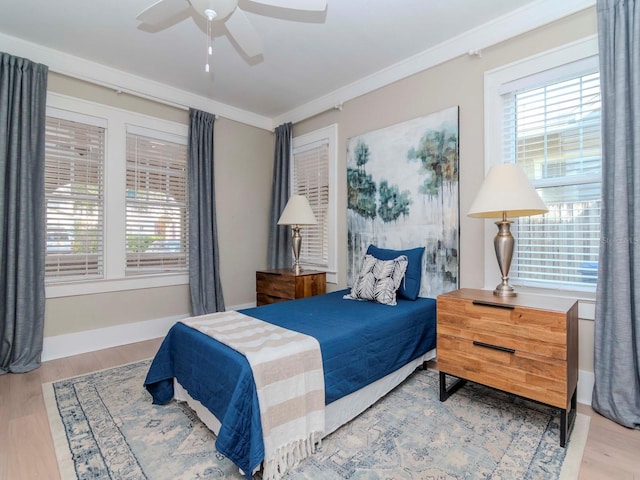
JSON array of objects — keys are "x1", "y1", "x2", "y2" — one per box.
[{"x1": 345, "y1": 254, "x2": 408, "y2": 306}]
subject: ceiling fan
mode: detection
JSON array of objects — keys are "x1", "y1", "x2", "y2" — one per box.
[{"x1": 136, "y1": 0, "x2": 327, "y2": 61}]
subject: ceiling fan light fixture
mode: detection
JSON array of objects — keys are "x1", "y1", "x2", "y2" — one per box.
[
  {"x1": 137, "y1": 0, "x2": 327, "y2": 65},
  {"x1": 193, "y1": 0, "x2": 238, "y2": 20},
  {"x1": 204, "y1": 8, "x2": 217, "y2": 20}
]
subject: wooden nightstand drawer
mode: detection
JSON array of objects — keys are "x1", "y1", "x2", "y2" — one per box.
[
  {"x1": 437, "y1": 334, "x2": 568, "y2": 408},
  {"x1": 256, "y1": 272, "x2": 296, "y2": 300},
  {"x1": 437, "y1": 296, "x2": 568, "y2": 360},
  {"x1": 256, "y1": 292, "x2": 289, "y2": 305},
  {"x1": 256, "y1": 269, "x2": 326, "y2": 306}
]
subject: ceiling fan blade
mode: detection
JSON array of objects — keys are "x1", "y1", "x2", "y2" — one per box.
[
  {"x1": 248, "y1": 0, "x2": 326, "y2": 11},
  {"x1": 136, "y1": 0, "x2": 190, "y2": 24},
  {"x1": 224, "y1": 8, "x2": 263, "y2": 58}
]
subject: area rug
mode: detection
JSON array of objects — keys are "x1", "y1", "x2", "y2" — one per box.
[{"x1": 43, "y1": 360, "x2": 589, "y2": 479}]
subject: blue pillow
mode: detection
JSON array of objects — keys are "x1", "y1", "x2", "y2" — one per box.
[{"x1": 366, "y1": 245, "x2": 425, "y2": 300}]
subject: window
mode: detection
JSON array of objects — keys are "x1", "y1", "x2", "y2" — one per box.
[
  {"x1": 45, "y1": 93, "x2": 189, "y2": 298},
  {"x1": 505, "y1": 71, "x2": 601, "y2": 290},
  {"x1": 125, "y1": 127, "x2": 188, "y2": 275},
  {"x1": 292, "y1": 140, "x2": 329, "y2": 267},
  {"x1": 45, "y1": 111, "x2": 105, "y2": 281},
  {"x1": 292, "y1": 124, "x2": 338, "y2": 282},
  {"x1": 486, "y1": 37, "x2": 601, "y2": 294}
]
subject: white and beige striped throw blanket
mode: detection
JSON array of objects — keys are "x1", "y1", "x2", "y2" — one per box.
[{"x1": 181, "y1": 311, "x2": 325, "y2": 480}]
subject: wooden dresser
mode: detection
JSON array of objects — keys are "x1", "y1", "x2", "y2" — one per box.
[
  {"x1": 256, "y1": 268, "x2": 326, "y2": 306},
  {"x1": 436, "y1": 288, "x2": 578, "y2": 447}
]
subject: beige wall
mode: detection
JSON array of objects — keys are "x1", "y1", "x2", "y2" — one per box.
[
  {"x1": 44, "y1": 74, "x2": 274, "y2": 338},
  {"x1": 215, "y1": 118, "x2": 275, "y2": 306},
  {"x1": 44, "y1": 285, "x2": 191, "y2": 336},
  {"x1": 293, "y1": 8, "x2": 597, "y2": 374}
]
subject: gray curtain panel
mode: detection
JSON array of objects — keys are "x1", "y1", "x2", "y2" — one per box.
[
  {"x1": 592, "y1": 0, "x2": 640, "y2": 428},
  {"x1": 0, "y1": 52, "x2": 48, "y2": 374},
  {"x1": 188, "y1": 108, "x2": 225, "y2": 315},
  {"x1": 267, "y1": 122, "x2": 292, "y2": 269}
]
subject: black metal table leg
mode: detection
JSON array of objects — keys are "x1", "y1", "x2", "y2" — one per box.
[
  {"x1": 560, "y1": 388, "x2": 578, "y2": 447},
  {"x1": 439, "y1": 371, "x2": 467, "y2": 402}
]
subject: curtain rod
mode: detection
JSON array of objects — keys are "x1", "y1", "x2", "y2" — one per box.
[
  {"x1": 110, "y1": 83, "x2": 217, "y2": 119},
  {"x1": 52, "y1": 67, "x2": 219, "y2": 118},
  {"x1": 112, "y1": 85, "x2": 189, "y2": 112}
]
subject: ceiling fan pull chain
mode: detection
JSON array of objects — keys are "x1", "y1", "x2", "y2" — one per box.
[
  {"x1": 205, "y1": 18, "x2": 208, "y2": 72},
  {"x1": 205, "y1": 8, "x2": 217, "y2": 73},
  {"x1": 205, "y1": 16, "x2": 210, "y2": 72}
]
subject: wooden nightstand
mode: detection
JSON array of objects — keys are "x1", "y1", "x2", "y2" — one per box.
[
  {"x1": 436, "y1": 288, "x2": 578, "y2": 447},
  {"x1": 256, "y1": 268, "x2": 326, "y2": 306}
]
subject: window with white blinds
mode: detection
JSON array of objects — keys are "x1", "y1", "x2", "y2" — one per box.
[
  {"x1": 45, "y1": 113, "x2": 105, "y2": 281},
  {"x1": 503, "y1": 68, "x2": 601, "y2": 290},
  {"x1": 125, "y1": 127, "x2": 188, "y2": 275},
  {"x1": 292, "y1": 139, "x2": 329, "y2": 268}
]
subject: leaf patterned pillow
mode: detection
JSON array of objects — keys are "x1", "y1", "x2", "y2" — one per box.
[{"x1": 344, "y1": 254, "x2": 409, "y2": 306}]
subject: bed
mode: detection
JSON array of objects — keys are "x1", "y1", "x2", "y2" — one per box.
[{"x1": 144, "y1": 288, "x2": 437, "y2": 478}]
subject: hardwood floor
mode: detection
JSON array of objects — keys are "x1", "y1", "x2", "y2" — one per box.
[{"x1": 0, "y1": 338, "x2": 638, "y2": 479}]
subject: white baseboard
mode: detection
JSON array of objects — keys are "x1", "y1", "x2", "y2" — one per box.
[
  {"x1": 41, "y1": 314, "x2": 187, "y2": 362},
  {"x1": 41, "y1": 302, "x2": 256, "y2": 362},
  {"x1": 578, "y1": 369, "x2": 594, "y2": 406}
]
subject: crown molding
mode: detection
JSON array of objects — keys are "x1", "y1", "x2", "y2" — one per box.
[
  {"x1": 273, "y1": 0, "x2": 596, "y2": 127},
  {"x1": 1, "y1": 0, "x2": 596, "y2": 131},
  {"x1": 0, "y1": 32, "x2": 273, "y2": 131}
]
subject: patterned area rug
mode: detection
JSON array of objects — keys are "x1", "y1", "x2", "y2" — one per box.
[{"x1": 44, "y1": 360, "x2": 589, "y2": 479}]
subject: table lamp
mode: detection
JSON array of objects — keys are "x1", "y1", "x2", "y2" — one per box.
[
  {"x1": 277, "y1": 194, "x2": 317, "y2": 274},
  {"x1": 468, "y1": 163, "x2": 548, "y2": 297}
]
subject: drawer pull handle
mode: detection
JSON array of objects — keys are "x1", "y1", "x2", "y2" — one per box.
[
  {"x1": 473, "y1": 340, "x2": 515, "y2": 354},
  {"x1": 472, "y1": 300, "x2": 515, "y2": 310}
]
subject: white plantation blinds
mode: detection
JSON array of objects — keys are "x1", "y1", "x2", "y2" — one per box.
[
  {"x1": 45, "y1": 114, "x2": 105, "y2": 280},
  {"x1": 126, "y1": 127, "x2": 188, "y2": 274},
  {"x1": 503, "y1": 69, "x2": 601, "y2": 290},
  {"x1": 292, "y1": 139, "x2": 329, "y2": 267}
]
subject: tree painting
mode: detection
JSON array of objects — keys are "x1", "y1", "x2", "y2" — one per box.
[
  {"x1": 347, "y1": 139, "x2": 412, "y2": 222},
  {"x1": 347, "y1": 140, "x2": 377, "y2": 219},
  {"x1": 407, "y1": 129, "x2": 458, "y2": 196},
  {"x1": 378, "y1": 180, "x2": 411, "y2": 222},
  {"x1": 346, "y1": 106, "x2": 460, "y2": 298}
]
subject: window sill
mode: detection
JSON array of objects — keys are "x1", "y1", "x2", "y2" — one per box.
[
  {"x1": 498, "y1": 284, "x2": 596, "y2": 321},
  {"x1": 45, "y1": 273, "x2": 189, "y2": 298}
]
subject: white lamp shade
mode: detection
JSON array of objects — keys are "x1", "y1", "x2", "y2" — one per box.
[
  {"x1": 277, "y1": 195, "x2": 317, "y2": 225},
  {"x1": 467, "y1": 163, "x2": 548, "y2": 218}
]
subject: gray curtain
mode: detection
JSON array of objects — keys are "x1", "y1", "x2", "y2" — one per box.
[
  {"x1": 188, "y1": 108, "x2": 224, "y2": 315},
  {"x1": 267, "y1": 122, "x2": 292, "y2": 269},
  {"x1": 0, "y1": 53, "x2": 48, "y2": 374},
  {"x1": 592, "y1": 0, "x2": 640, "y2": 428}
]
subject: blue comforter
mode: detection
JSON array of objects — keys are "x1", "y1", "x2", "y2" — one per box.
[{"x1": 144, "y1": 289, "x2": 436, "y2": 477}]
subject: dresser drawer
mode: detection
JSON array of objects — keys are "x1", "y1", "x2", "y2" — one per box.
[
  {"x1": 437, "y1": 334, "x2": 568, "y2": 408},
  {"x1": 437, "y1": 296, "x2": 568, "y2": 360}
]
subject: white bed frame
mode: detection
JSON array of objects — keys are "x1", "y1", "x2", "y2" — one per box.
[{"x1": 174, "y1": 348, "x2": 436, "y2": 442}]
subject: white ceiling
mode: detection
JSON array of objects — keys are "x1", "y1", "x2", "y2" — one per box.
[{"x1": 0, "y1": 0, "x2": 593, "y2": 127}]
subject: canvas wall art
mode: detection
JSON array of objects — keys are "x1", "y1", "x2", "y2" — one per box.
[{"x1": 347, "y1": 106, "x2": 460, "y2": 297}]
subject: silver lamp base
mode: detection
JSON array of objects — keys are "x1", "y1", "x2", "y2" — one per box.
[
  {"x1": 493, "y1": 214, "x2": 517, "y2": 297},
  {"x1": 493, "y1": 281, "x2": 516, "y2": 297},
  {"x1": 291, "y1": 225, "x2": 303, "y2": 274}
]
